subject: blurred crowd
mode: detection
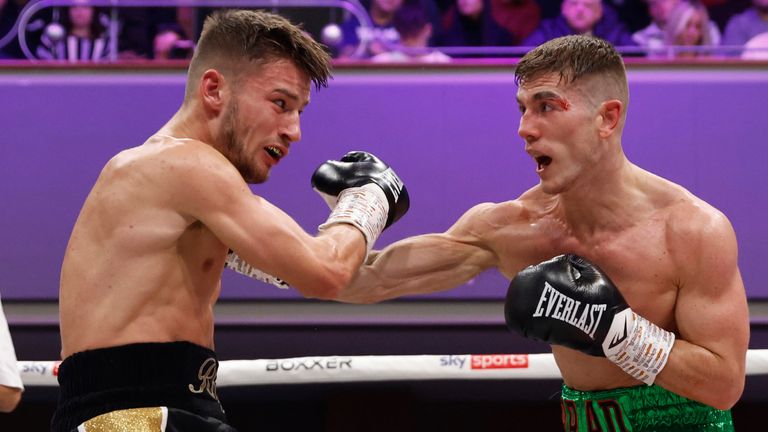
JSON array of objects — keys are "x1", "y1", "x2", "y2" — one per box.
[
  {"x1": 0, "y1": 1, "x2": 197, "y2": 61},
  {"x1": 1, "y1": 0, "x2": 767, "y2": 62}
]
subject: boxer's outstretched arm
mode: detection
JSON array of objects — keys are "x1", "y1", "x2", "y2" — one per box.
[
  {"x1": 336, "y1": 202, "x2": 504, "y2": 304},
  {"x1": 654, "y1": 209, "x2": 749, "y2": 410}
]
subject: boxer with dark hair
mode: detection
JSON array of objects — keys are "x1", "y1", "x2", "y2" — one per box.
[{"x1": 338, "y1": 35, "x2": 747, "y2": 431}]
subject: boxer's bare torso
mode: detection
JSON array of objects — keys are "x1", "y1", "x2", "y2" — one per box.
[
  {"x1": 59, "y1": 137, "x2": 227, "y2": 358},
  {"x1": 340, "y1": 68, "x2": 747, "y2": 406},
  {"x1": 341, "y1": 163, "x2": 746, "y2": 399},
  {"x1": 492, "y1": 174, "x2": 692, "y2": 390},
  {"x1": 60, "y1": 58, "x2": 369, "y2": 360}
]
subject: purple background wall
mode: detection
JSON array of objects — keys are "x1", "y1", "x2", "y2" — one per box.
[{"x1": 1, "y1": 65, "x2": 766, "y2": 300}]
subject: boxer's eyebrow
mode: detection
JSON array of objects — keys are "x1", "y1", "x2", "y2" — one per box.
[
  {"x1": 516, "y1": 90, "x2": 571, "y2": 111},
  {"x1": 273, "y1": 88, "x2": 309, "y2": 111},
  {"x1": 532, "y1": 91, "x2": 570, "y2": 110}
]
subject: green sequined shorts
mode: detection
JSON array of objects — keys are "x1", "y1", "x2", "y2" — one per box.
[{"x1": 560, "y1": 384, "x2": 734, "y2": 431}]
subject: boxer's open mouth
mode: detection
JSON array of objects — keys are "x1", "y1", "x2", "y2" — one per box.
[
  {"x1": 536, "y1": 156, "x2": 552, "y2": 170},
  {"x1": 265, "y1": 146, "x2": 283, "y2": 160}
]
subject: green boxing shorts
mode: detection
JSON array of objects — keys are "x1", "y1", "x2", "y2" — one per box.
[{"x1": 561, "y1": 383, "x2": 734, "y2": 431}]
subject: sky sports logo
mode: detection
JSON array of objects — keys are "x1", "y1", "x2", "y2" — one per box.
[{"x1": 471, "y1": 354, "x2": 528, "y2": 370}]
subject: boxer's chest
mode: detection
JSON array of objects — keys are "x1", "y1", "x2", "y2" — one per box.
[
  {"x1": 569, "y1": 233, "x2": 677, "y2": 327},
  {"x1": 498, "y1": 216, "x2": 679, "y2": 328}
]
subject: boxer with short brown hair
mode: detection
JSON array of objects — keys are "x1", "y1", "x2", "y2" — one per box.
[
  {"x1": 54, "y1": 9, "x2": 409, "y2": 432},
  {"x1": 338, "y1": 35, "x2": 748, "y2": 431}
]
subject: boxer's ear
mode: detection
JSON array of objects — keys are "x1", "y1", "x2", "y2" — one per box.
[
  {"x1": 200, "y1": 69, "x2": 226, "y2": 114},
  {"x1": 597, "y1": 99, "x2": 622, "y2": 139}
]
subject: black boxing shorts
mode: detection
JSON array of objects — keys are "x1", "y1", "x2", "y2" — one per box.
[
  {"x1": 51, "y1": 341, "x2": 235, "y2": 432},
  {"x1": 71, "y1": 406, "x2": 238, "y2": 431}
]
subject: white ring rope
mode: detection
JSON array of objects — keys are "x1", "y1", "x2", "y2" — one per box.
[{"x1": 18, "y1": 349, "x2": 768, "y2": 387}]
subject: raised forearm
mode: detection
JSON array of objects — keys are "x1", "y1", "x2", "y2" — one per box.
[
  {"x1": 225, "y1": 223, "x2": 366, "y2": 299},
  {"x1": 281, "y1": 225, "x2": 368, "y2": 299}
]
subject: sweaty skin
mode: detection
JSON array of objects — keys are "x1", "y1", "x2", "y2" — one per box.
[
  {"x1": 338, "y1": 73, "x2": 748, "y2": 411},
  {"x1": 59, "y1": 59, "x2": 366, "y2": 359}
]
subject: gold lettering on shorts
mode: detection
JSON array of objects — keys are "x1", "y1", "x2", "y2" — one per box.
[{"x1": 188, "y1": 357, "x2": 219, "y2": 401}]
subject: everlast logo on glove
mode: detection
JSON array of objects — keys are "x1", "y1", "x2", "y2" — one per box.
[
  {"x1": 507, "y1": 255, "x2": 676, "y2": 384},
  {"x1": 532, "y1": 281, "x2": 607, "y2": 339},
  {"x1": 505, "y1": 254, "x2": 634, "y2": 358}
]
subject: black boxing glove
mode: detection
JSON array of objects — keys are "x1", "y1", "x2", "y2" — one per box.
[
  {"x1": 312, "y1": 151, "x2": 409, "y2": 250},
  {"x1": 505, "y1": 254, "x2": 675, "y2": 385}
]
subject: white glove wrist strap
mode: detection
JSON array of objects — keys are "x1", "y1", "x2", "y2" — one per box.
[
  {"x1": 603, "y1": 309, "x2": 675, "y2": 385},
  {"x1": 318, "y1": 183, "x2": 389, "y2": 252},
  {"x1": 225, "y1": 252, "x2": 289, "y2": 289}
]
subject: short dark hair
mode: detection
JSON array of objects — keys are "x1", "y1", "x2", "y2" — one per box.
[
  {"x1": 515, "y1": 35, "x2": 627, "y2": 99},
  {"x1": 185, "y1": 9, "x2": 332, "y2": 99}
]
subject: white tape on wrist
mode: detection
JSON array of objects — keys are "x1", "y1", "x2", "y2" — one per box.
[
  {"x1": 318, "y1": 183, "x2": 389, "y2": 252},
  {"x1": 225, "y1": 252, "x2": 289, "y2": 289},
  {"x1": 603, "y1": 309, "x2": 675, "y2": 385}
]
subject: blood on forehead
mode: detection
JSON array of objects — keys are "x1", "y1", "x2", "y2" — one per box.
[{"x1": 534, "y1": 90, "x2": 573, "y2": 111}]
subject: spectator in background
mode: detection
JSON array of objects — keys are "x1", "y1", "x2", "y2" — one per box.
[
  {"x1": 36, "y1": 5, "x2": 112, "y2": 62},
  {"x1": 663, "y1": 0, "x2": 720, "y2": 57},
  {"x1": 435, "y1": 0, "x2": 513, "y2": 54},
  {"x1": 153, "y1": 22, "x2": 193, "y2": 60},
  {"x1": 522, "y1": 0, "x2": 636, "y2": 48},
  {"x1": 723, "y1": 0, "x2": 768, "y2": 54},
  {"x1": 741, "y1": 30, "x2": 768, "y2": 58},
  {"x1": 490, "y1": 0, "x2": 541, "y2": 44},
  {"x1": 705, "y1": 0, "x2": 752, "y2": 32},
  {"x1": 372, "y1": 0, "x2": 452, "y2": 62},
  {"x1": 541, "y1": 0, "x2": 651, "y2": 30},
  {"x1": 117, "y1": 8, "x2": 152, "y2": 59},
  {"x1": 338, "y1": 0, "x2": 404, "y2": 58},
  {"x1": 119, "y1": 7, "x2": 190, "y2": 60},
  {"x1": 0, "y1": 292, "x2": 23, "y2": 413},
  {"x1": 633, "y1": 0, "x2": 680, "y2": 55}
]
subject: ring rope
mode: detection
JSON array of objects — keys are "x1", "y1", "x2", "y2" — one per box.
[{"x1": 18, "y1": 349, "x2": 768, "y2": 387}]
